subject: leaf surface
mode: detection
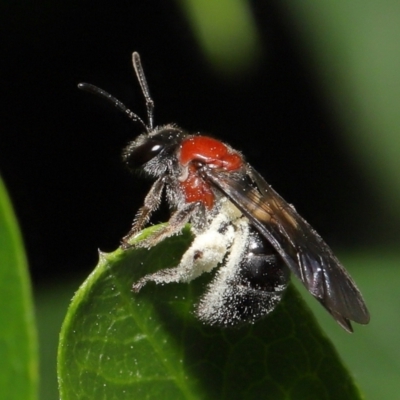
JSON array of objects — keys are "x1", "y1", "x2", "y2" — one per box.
[
  {"x1": 0, "y1": 177, "x2": 38, "y2": 400},
  {"x1": 58, "y1": 225, "x2": 363, "y2": 399}
]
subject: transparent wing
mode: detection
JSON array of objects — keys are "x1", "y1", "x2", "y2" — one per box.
[{"x1": 203, "y1": 166, "x2": 370, "y2": 332}]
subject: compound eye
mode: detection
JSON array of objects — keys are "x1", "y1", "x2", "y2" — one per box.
[{"x1": 124, "y1": 139, "x2": 165, "y2": 169}]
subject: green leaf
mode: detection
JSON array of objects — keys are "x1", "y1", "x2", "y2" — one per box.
[
  {"x1": 58, "y1": 225, "x2": 363, "y2": 400},
  {"x1": 0, "y1": 177, "x2": 38, "y2": 400},
  {"x1": 280, "y1": 2, "x2": 400, "y2": 222},
  {"x1": 178, "y1": 0, "x2": 262, "y2": 76}
]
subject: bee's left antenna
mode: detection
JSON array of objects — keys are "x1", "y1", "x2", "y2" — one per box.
[{"x1": 77, "y1": 83, "x2": 148, "y2": 132}]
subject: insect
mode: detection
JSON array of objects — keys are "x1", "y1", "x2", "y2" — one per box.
[{"x1": 78, "y1": 52, "x2": 370, "y2": 332}]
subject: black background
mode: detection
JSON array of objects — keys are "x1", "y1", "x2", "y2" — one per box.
[{"x1": 1, "y1": 1, "x2": 379, "y2": 283}]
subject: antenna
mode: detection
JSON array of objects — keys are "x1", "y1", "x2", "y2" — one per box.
[
  {"x1": 77, "y1": 51, "x2": 155, "y2": 133},
  {"x1": 77, "y1": 83, "x2": 147, "y2": 130},
  {"x1": 132, "y1": 52, "x2": 155, "y2": 130}
]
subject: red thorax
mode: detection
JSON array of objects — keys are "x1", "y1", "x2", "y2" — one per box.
[{"x1": 178, "y1": 136, "x2": 243, "y2": 209}]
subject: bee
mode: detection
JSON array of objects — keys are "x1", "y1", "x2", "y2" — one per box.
[{"x1": 78, "y1": 52, "x2": 370, "y2": 332}]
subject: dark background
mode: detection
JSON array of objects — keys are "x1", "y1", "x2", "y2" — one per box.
[{"x1": 1, "y1": 1, "x2": 380, "y2": 284}]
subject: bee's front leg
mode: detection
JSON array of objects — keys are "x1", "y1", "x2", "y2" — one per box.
[{"x1": 122, "y1": 176, "x2": 166, "y2": 248}]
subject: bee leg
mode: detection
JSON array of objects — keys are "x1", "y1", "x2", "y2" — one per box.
[
  {"x1": 132, "y1": 210, "x2": 235, "y2": 292},
  {"x1": 121, "y1": 176, "x2": 166, "y2": 249},
  {"x1": 133, "y1": 201, "x2": 201, "y2": 250}
]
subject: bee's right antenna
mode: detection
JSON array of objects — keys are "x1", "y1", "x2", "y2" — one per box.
[{"x1": 132, "y1": 52, "x2": 155, "y2": 131}]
